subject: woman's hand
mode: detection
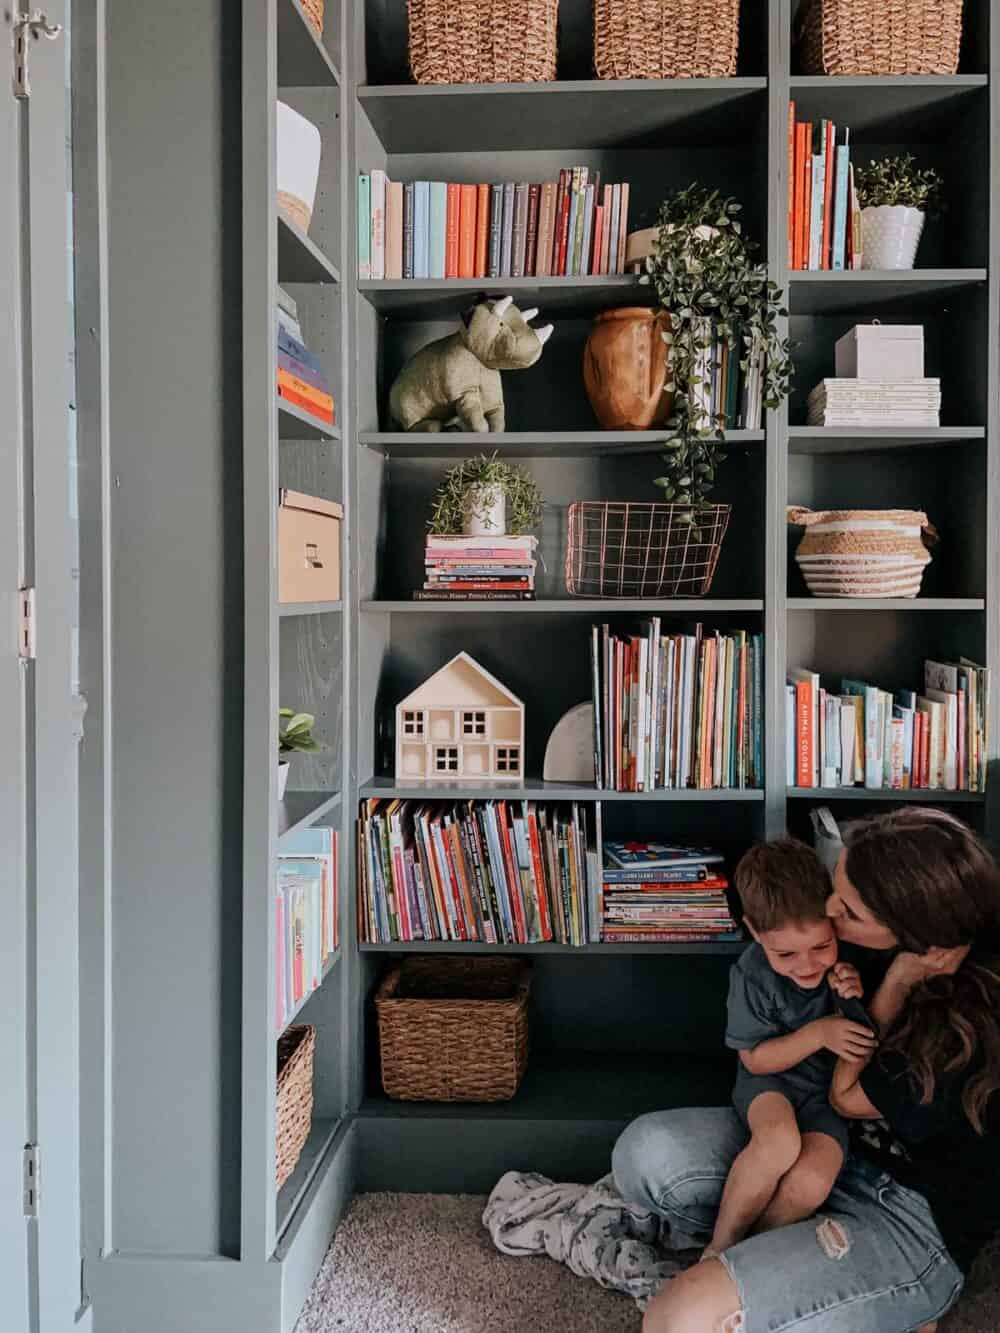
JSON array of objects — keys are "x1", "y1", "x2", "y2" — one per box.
[
  {"x1": 828, "y1": 962, "x2": 863, "y2": 1000},
  {"x1": 815, "y1": 1016, "x2": 879, "y2": 1062},
  {"x1": 887, "y1": 945, "x2": 970, "y2": 991}
]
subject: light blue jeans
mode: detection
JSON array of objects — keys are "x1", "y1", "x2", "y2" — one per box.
[{"x1": 612, "y1": 1108, "x2": 964, "y2": 1332}]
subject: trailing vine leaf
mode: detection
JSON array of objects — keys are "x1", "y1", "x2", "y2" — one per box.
[{"x1": 640, "y1": 184, "x2": 793, "y2": 536}]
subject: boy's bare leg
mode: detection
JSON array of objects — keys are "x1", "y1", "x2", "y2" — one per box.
[
  {"x1": 706, "y1": 1092, "x2": 801, "y2": 1256},
  {"x1": 754, "y1": 1132, "x2": 844, "y2": 1233}
]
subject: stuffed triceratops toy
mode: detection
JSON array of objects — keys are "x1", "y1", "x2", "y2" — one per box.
[{"x1": 388, "y1": 296, "x2": 553, "y2": 432}]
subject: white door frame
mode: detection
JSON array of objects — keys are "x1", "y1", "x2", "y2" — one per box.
[{"x1": 2, "y1": 4, "x2": 85, "y2": 1329}]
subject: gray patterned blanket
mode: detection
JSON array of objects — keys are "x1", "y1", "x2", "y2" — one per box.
[{"x1": 482, "y1": 1170, "x2": 699, "y2": 1309}]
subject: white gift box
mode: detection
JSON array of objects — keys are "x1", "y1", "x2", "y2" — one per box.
[{"x1": 835, "y1": 324, "x2": 924, "y2": 381}]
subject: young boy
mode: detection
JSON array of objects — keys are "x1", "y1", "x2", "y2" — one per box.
[{"x1": 706, "y1": 837, "x2": 877, "y2": 1257}]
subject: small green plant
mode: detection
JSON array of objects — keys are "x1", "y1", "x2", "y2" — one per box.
[
  {"x1": 642, "y1": 185, "x2": 792, "y2": 526},
  {"x1": 427, "y1": 452, "x2": 543, "y2": 536},
  {"x1": 279, "y1": 707, "x2": 320, "y2": 757},
  {"x1": 854, "y1": 154, "x2": 943, "y2": 213}
]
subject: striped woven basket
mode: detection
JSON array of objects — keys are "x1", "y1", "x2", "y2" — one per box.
[
  {"x1": 788, "y1": 506, "x2": 936, "y2": 599},
  {"x1": 797, "y1": 0, "x2": 963, "y2": 76}
]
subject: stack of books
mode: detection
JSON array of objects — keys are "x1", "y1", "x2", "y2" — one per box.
[
  {"x1": 277, "y1": 286, "x2": 335, "y2": 425},
  {"x1": 358, "y1": 168, "x2": 631, "y2": 282},
  {"x1": 591, "y1": 623, "x2": 764, "y2": 792},
  {"x1": 601, "y1": 841, "x2": 740, "y2": 944},
  {"x1": 415, "y1": 534, "x2": 538, "y2": 601},
  {"x1": 807, "y1": 379, "x2": 941, "y2": 428},
  {"x1": 275, "y1": 827, "x2": 338, "y2": 1030},
  {"x1": 787, "y1": 657, "x2": 990, "y2": 792},
  {"x1": 788, "y1": 106, "x2": 862, "y2": 271},
  {"x1": 689, "y1": 318, "x2": 766, "y2": 431},
  {"x1": 358, "y1": 799, "x2": 598, "y2": 946}
]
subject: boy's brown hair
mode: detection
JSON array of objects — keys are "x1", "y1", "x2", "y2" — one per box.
[{"x1": 734, "y1": 837, "x2": 831, "y2": 933}]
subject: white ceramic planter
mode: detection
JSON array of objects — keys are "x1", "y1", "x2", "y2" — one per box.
[
  {"x1": 278, "y1": 760, "x2": 290, "y2": 800},
  {"x1": 861, "y1": 206, "x2": 925, "y2": 271},
  {"x1": 276, "y1": 101, "x2": 322, "y2": 234},
  {"x1": 462, "y1": 485, "x2": 506, "y2": 537}
]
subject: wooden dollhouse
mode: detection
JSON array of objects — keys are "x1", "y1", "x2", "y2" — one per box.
[{"x1": 395, "y1": 652, "x2": 524, "y2": 782}]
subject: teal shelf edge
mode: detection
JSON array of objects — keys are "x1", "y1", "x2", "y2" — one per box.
[
  {"x1": 360, "y1": 429, "x2": 765, "y2": 458},
  {"x1": 358, "y1": 777, "x2": 764, "y2": 802},
  {"x1": 358, "y1": 940, "x2": 745, "y2": 955},
  {"x1": 278, "y1": 790, "x2": 342, "y2": 841},
  {"x1": 277, "y1": 950, "x2": 342, "y2": 1040},
  {"x1": 278, "y1": 399, "x2": 340, "y2": 441},
  {"x1": 279, "y1": 601, "x2": 343, "y2": 617},
  {"x1": 787, "y1": 598, "x2": 984, "y2": 611},
  {"x1": 278, "y1": 213, "x2": 341, "y2": 285},
  {"x1": 788, "y1": 787, "x2": 985, "y2": 803},
  {"x1": 362, "y1": 599, "x2": 764, "y2": 614}
]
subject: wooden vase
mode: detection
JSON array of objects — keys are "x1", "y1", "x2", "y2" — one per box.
[{"x1": 583, "y1": 308, "x2": 674, "y2": 431}]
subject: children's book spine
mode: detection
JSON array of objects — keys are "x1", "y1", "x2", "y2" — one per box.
[
  {"x1": 357, "y1": 174, "x2": 371, "y2": 278},
  {"x1": 525, "y1": 182, "x2": 541, "y2": 276},
  {"x1": 511, "y1": 182, "x2": 529, "y2": 278},
  {"x1": 370, "y1": 168, "x2": 387, "y2": 281},
  {"x1": 500, "y1": 181, "x2": 515, "y2": 277},
  {"x1": 444, "y1": 182, "x2": 460, "y2": 279},
  {"x1": 488, "y1": 182, "x2": 504, "y2": 278},
  {"x1": 428, "y1": 180, "x2": 447, "y2": 280},
  {"x1": 386, "y1": 179, "x2": 404, "y2": 280},
  {"x1": 475, "y1": 182, "x2": 490, "y2": 278},
  {"x1": 402, "y1": 181, "x2": 415, "y2": 279},
  {"x1": 458, "y1": 183, "x2": 477, "y2": 279},
  {"x1": 413, "y1": 180, "x2": 430, "y2": 280}
]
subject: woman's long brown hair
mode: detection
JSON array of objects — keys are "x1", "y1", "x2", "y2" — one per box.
[{"x1": 843, "y1": 807, "x2": 1000, "y2": 1133}]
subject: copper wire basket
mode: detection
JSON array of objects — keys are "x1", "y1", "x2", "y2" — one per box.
[{"x1": 565, "y1": 501, "x2": 731, "y2": 598}]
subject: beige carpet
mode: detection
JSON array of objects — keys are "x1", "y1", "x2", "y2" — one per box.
[{"x1": 296, "y1": 1192, "x2": 1000, "y2": 1333}]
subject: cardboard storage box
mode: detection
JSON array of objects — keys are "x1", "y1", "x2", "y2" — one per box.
[
  {"x1": 835, "y1": 324, "x2": 924, "y2": 380},
  {"x1": 278, "y1": 489, "x2": 342, "y2": 604}
]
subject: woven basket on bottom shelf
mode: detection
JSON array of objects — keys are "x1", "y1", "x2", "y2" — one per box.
[
  {"x1": 276, "y1": 1024, "x2": 316, "y2": 1191},
  {"x1": 593, "y1": 0, "x2": 740, "y2": 79},
  {"x1": 797, "y1": 0, "x2": 963, "y2": 75},
  {"x1": 787, "y1": 506, "x2": 936, "y2": 599},
  {"x1": 376, "y1": 955, "x2": 531, "y2": 1103},
  {"x1": 407, "y1": 0, "x2": 558, "y2": 85}
]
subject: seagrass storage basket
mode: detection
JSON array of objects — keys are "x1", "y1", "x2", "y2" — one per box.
[
  {"x1": 276, "y1": 1024, "x2": 316, "y2": 1190},
  {"x1": 788, "y1": 506, "x2": 936, "y2": 599},
  {"x1": 565, "y1": 501, "x2": 731, "y2": 598},
  {"x1": 593, "y1": 0, "x2": 740, "y2": 79},
  {"x1": 797, "y1": 0, "x2": 963, "y2": 75},
  {"x1": 376, "y1": 955, "x2": 531, "y2": 1102},
  {"x1": 407, "y1": 0, "x2": 558, "y2": 84}
]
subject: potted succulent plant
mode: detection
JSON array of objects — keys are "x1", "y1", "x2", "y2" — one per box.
[
  {"x1": 428, "y1": 452, "x2": 543, "y2": 537},
  {"x1": 855, "y1": 153, "x2": 943, "y2": 271},
  {"x1": 278, "y1": 707, "x2": 320, "y2": 799}
]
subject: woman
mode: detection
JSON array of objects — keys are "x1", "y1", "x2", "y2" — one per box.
[{"x1": 613, "y1": 807, "x2": 1000, "y2": 1332}]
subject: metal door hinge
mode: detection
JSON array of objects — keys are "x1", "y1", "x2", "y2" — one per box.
[
  {"x1": 18, "y1": 587, "x2": 36, "y2": 660},
  {"x1": 12, "y1": 10, "x2": 62, "y2": 100},
  {"x1": 23, "y1": 1145, "x2": 40, "y2": 1217}
]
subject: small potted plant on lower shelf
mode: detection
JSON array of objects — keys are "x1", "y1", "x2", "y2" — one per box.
[
  {"x1": 855, "y1": 153, "x2": 943, "y2": 271},
  {"x1": 278, "y1": 707, "x2": 320, "y2": 799},
  {"x1": 428, "y1": 453, "x2": 543, "y2": 538}
]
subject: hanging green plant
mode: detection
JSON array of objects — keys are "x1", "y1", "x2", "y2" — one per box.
[
  {"x1": 427, "y1": 453, "x2": 543, "y2": 536},
  {"x1": 641, "y1": 185, "x2": 793, "y2": 527}
]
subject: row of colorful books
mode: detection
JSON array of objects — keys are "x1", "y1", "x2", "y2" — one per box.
[
  {"x1": 276, "y1": 827, "x2": 339, "y2": 1031},
  {"x1": 277, "y1": 286, "x2": 335, "y2": 425},
  {"x1": 600, "y1": 840, "x2": 741, "y2": 943},
  {"x1": 591, "y1": 624, "x2": 764, "y2": 793},
  {"x1": 416, "y1": 533, "x2": 538, "y2": 602},
  {"x1": 358, "y1": 168, "x2": 631, "y2": 282},
  {"x1": 358, "y1": 799, "x2": 598, "y2": 945},
  {"x1": 787, "y1": 106, "x2": 862, "y2": 271},
  {"x1": 690, "y1": 318, "x2": 766, "y2": 431},
  {"x1": 787, "y1": 658, "x2": 990, "y2": 792}
]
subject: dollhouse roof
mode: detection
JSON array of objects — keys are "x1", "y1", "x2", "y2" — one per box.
[{"x1": 398, "y1": 652, "x2": 522, "y2": 711}]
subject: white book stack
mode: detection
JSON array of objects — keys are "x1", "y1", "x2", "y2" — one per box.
[{"x1": 807, "y1": 378, "x2": 941, "y2": 427}]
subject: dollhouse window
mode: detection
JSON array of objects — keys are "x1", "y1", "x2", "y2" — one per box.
[
  {"x1": 495, "y1": 745, "x2": 520, "y2": 773},
  {"x1": 402, "y1": 710, "x2": 425, "y2": 737},
  {"x1": 434, "y1": 745, "x2": 459, "y2": 773},
  {"x1": 462, "y1": 710, "x2": 487, "y2": 737}
]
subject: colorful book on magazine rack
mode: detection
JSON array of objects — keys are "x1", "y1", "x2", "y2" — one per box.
[{"x1": 603, "y1": 841, "x2": 724, "y2": 870}]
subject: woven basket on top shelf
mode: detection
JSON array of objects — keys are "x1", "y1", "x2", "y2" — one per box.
[
  {"x1": 376, "y1": 955, "x2": 531, "y2": 1102},
  {"x1": 276, "y1": 1024, "x2": 316, "y2": 1191},
  {"x1": 797, "y1": 0, "x2": 963, "y2": 75},
  {"x1": 593, "y1": 0, "x2": 740, "y2": 79},
  {"x1": 787, "y1": 506, "x2": 937, "y2": 599},
  {"x1": 407, "y1": 0, "x2": 558, "y2": 84}
]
